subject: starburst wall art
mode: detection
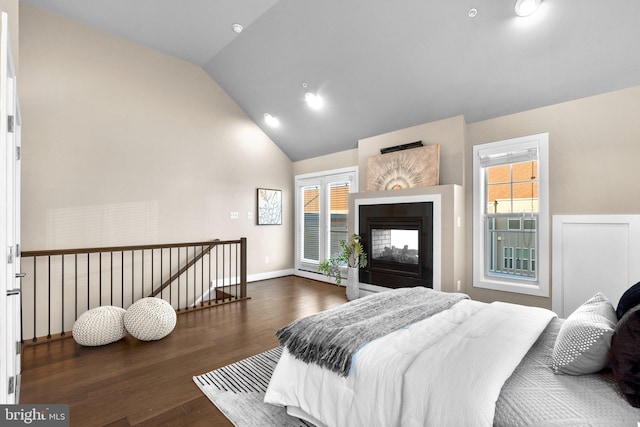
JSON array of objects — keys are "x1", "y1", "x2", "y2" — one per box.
[{"x1": 366, "y1": 144, "x2": 440, "y2": 191}]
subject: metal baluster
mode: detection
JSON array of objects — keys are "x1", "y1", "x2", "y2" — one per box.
[
  {"x1": 74, "y1": 254, "x2": 78, "y2": 321},
  {"x1": 33, "y1": 257, "x2": 37, "y2": 342},
  {"x1": 61, "y1": 255, "x2": 65, "y2": 337},
  {"x1": 47, "y1": 255, "x2": 51, "y2": 339},
  {"x1": 140, "y1": 250, "x2": 144, "y2": 302},
  {"x1": 222, "y1": 244, "x2": 226, "y2": 302},
  {"x1": 185, "y1": 246, "x2": 189, "y2": 309},
  {"x1": 235, "y1": 242, "x2": 239, "y2": 300},
  {"x1": 151, "y1": 248, "x2": 155, "y2": 296},
  {"x1": 192, "y1": 246, "x2": 196, "y2": 309},
  {"x1": 87, "y1": 253, "x2": 90, "y2": 311},
  {"x1": 99, "y1": 252, "x2": 102, "y2": 307},
  {"x1": 121, "y1": 252, "x2": 124, "y2": 308},
  {"x1": 200, "y1": 245, "x2": 204, "y2": 307},
  {"x1": 110, "y1": 251, "x2": 113, "y2": 306},
  {"x1": 160, "y1": 248, "x2": 164, "y2": 298},
  {"x1": 131, "y1": 251, "x2": 134, "y2": 305},
  {"x1": 178, "y1": 247, "x2": 181, "y2": 311}
]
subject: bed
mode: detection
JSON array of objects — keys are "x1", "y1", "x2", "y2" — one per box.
[{"x1": 264, "y1": 286, "x2": 640, "y2": 427}]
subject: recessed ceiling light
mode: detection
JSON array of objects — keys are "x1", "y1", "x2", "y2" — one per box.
[
  {"x1": 305, "y1": 92, "x2": 324, "y2": 110},
  {"x1": 231, "y1": 23, "x2": 244, "y2": 34},
  {"x1": 264, "y1": 113, "x2": 280, "y2": 128},
  {"x1": 514, "y1": 0, "x2": 542, "y2": 17},
  {"x1": 468, "y1": 8, "x2": 478, "y2": 18}
]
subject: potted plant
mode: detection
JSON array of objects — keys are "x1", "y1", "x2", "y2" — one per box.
[{"x1": 318, "y1": 234, "x2": 368, "y2": 300}]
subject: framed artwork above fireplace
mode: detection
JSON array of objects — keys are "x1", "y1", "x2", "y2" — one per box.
[{"x1": 366, "y1": 144, "x2": 440, "y2": 191}]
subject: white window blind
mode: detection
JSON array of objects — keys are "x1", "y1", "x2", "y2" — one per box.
[{"x1": 479, "y1": 147, "x2": 538, "y2": 168}]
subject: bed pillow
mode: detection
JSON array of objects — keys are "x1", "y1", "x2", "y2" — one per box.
[
  {"x1": 610, "y1": 303, "x2": 640, "y2": 407},
  {"x1": 551, "y1": 292, "x2": 617, "y2": 375},
  {"x1": 616, "y1": 281, "x2": 640, "y2": 319}
]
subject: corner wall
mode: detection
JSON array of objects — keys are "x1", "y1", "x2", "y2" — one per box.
[{"x1": 19, "y1": 5, "x2": 294, "y2": 277}]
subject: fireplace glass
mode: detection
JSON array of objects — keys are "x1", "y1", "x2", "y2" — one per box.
[{"x1": 371, "y1": 229, "x2": 419, "y2": 265}]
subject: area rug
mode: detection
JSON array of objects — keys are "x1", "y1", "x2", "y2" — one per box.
[{"x1": 193, "y1": 347, "x2": 314, "y2": 427}]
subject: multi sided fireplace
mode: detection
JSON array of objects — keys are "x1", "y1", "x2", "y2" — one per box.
[{"x1": 358, "y1": 202, "x2": 433, "y2": 289}]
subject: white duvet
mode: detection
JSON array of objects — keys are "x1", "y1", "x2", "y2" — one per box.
[{"x1": 264, "y1": 299, "x2": 556, "y2": 427}]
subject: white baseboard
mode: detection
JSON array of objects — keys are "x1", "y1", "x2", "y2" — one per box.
[
  {"x1": 292, "y1": 269, "x2": 388, "y2": 298},
  {"x1": 358, "y1": 282, "x2": 390, "y2": 295},
  {"x1": 194, "y1": 269, "x2": 294, "y2": 305},
  {"x1": 294, "y1": 269, "x2": 344, "y2": 286},
  {"x1": 247, "y1": 269, "x2": 295, "y2": 283}
]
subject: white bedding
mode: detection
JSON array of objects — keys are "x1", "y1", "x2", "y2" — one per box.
[{"x1": 264, "y1": 299, "x2": 556, "y2": 427}]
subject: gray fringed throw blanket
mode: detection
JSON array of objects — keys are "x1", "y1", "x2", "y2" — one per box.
[{"x1": 276, "y1": 287, "x2": 468, "y2": 377}]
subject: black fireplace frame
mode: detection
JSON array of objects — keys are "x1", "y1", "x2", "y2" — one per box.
[{"x1": 358, "y1": 202, "x2": 433, "y2": 289}]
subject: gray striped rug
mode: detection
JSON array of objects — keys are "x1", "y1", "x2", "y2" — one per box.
[{"x1": 194, "y1": 347, "x2": 314, "y2": 427}]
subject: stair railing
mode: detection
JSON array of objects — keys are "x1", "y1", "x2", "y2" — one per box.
[{"x1": 19, "y1": 237, "x2": 247, "y2": 344}]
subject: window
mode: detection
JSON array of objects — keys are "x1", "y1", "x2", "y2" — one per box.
[
  {"x1": 295, "y1": 168, "x2": 358, "y2": 276},
  {"x1": 473, "y1": 133, "x2": 549, "y2": 296}
]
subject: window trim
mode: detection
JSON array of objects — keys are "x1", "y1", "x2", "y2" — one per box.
[
  {"x1": 473, "y1": 133, "x2": 549, "y2": 297},
  {"x1": 294, "y1": 167, "x2": 358, "y2": 281}
]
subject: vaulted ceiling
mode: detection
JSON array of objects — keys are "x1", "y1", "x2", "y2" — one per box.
[{"x1": 20, "y1": 0, "x2": 640, "y2": 161}]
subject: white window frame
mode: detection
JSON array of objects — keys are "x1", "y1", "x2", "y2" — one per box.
[
  {"x1": 473, "y1": 133, "x2": 549, "y2": 297},
  {"x1": 294, "y1": 167, "x2": 358, "y2": 281}
]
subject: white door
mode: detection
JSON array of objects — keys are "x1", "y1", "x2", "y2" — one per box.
[{"x1": 0, "y1": 10, "x2": 21, "y2": 404}]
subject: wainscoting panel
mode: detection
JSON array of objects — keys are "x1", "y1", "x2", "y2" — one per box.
[{"x1": 552, "y1": 215, "x2": 640, "y2": 317}]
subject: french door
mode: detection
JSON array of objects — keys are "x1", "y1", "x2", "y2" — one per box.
[
  {"x1": 295, "y1": 168, "x2": 357, "y2": 276},
  {"x1": 0, "y1": 11, "x2": 22, "y2": 404}
]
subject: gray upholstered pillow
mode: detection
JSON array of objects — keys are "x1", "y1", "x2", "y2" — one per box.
[{"x1": 551, "y1": 292, "x2": 617, "y2": 375}]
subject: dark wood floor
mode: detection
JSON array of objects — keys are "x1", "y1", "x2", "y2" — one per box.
[{"x1": 20, "y1": 276, "x2": 345, "y2": 427}]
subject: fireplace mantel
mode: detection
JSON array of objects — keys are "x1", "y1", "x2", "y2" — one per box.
[{"x1": 349, "y1": 185, "x2": 464, "y2": 296}]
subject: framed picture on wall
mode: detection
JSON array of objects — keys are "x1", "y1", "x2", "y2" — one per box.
[{"x1": 257, "y1": 188, "x2": 282, "y2": 225}]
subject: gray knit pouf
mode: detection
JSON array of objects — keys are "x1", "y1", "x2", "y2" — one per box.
[
  {"x1": 72, "y1": 306, "x2": 127, "y2": 346},
  {"x1": 124, "y1": 297, "x2": 177, "y2": 341}
]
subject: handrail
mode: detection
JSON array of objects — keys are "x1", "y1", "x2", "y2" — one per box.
[
  {"x1": 20, "y1": 239, "x2": 232, "y2": 257},
  {"x1": 19, "y1": 237, "x2": 247, "y2": 344},
  {"x1": 149, "y1": 240, "x2": 219, "y2": 298}
]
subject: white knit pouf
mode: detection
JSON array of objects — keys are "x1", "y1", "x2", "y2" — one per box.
[
  {"x1": 124, "y1": 297, "x2": 177, "y2": 341},
  {"x1": 72, "y1": 306, "x2": 127, "y2": 346}
]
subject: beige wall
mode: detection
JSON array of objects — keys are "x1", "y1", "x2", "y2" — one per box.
[
  {"x1": 292, "y1": 115, "x2": 466, "y2": 186},
  {"x1": 292, "y1": 148, "x2": 358, "y2": 177},
  {"x1": 465, "y1": 85, "x2": 640, "y2": 308},
  {"x1": 298, "y1": 85, "x2": 640, "y2": 309},
  {"x1": 357, "y1": 115, "x2": 466, "y2": 188},
  {"x1": 19, "y1": 5, "x2": 293, "y2": 276}
]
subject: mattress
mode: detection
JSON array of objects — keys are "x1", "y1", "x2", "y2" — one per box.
[{"x1": 494, "y1": 318, "x2": 640, "y2": 427}]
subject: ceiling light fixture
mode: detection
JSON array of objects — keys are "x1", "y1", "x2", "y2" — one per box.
[
  {"x1": 514, "y1": 0, "x2": 542, "y2": 17},
  {"x1": 468, "y1": 8, "x2": 478, "y2": 18},
  {"x1": 264, "y1": 113, "x2": 280, "y2": 128},
  {"x1": 305, "y1": 92, "x2": 323, "y2": 109},
  {"x1": 231, "y1": 23, "x2": 244, "y2": 34}
]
